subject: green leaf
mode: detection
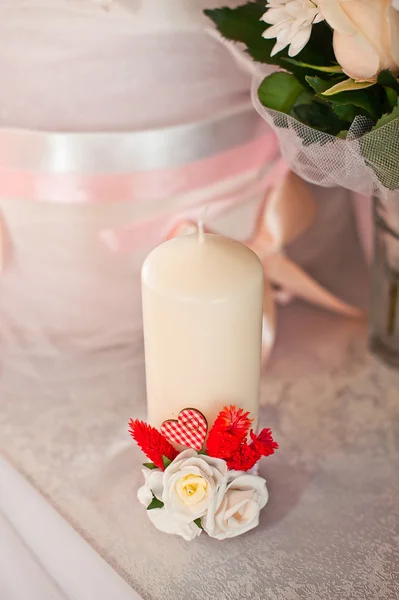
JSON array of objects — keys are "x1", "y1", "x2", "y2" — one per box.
[
  {"x1": 143, "y1": 462, "x2": 158, "y2": 470},
  {"x1": 291, "y1": 102, "x2": 346, "y2": 136},
  {"x1": 147, "y1": 496, "x2": 164, "y2": 511},
  {"x1": 258, "y1": 73, "x2": 305, "y2": 114},
  {"x1": 205, "y1": 4, "x2": 281, "y2": 68},
  {"x1": 337, "y1": 130, "x2": 348, "y2": 139},
  {"x1": 371, "y1": 104, "x2": 399, "y2": 131},
  {"x1": 332, "y1": 103, "x2": 361, "y2": 123},
  {"x1": 321, "y1": 78, "x2": 375, "y2": 96},
  {"x1": 385, "y1": 87, "x2": 398, "y2": 111},
  {"x1": 305, "y1": 76, "x2": 332, "y2": 95},
  {"x1": 295, "y1": 89, "x2": 314, "y2": 106},
  {"x1": 162, "y1": 455, "x2": 172, "y2": 469},
  {"x1": 204, "y1": 3, "x2": 277, "y2": 66},
  {"x1": 204, "y1": 3, "x2": 266, "y2": 45},
  {"x1": 281, "y1": 58, "x2": 343, "y2": 74},
  {"x1": 194, "y1": 518, "x2": 204, "y2": 530},
  {"x1": 305, "y1": 76, "x2": 378, "y2": 120},
  {"x1": 377, "y1": 70, "x2": 399, "y2": 94}
]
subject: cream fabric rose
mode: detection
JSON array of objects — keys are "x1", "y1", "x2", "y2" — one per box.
[
  {"x1": 137, "y1": 450, "x2": 228, "y2": 540},
  {"x1": 203, "y1": 472, "x2": 268, "y2": 540},
  {"x1": 320, "y1": 0, "x2": 399, "y2": 80},
  {"x1": 138, "y1": 468, "x2": 202, "y2": 541},
  {"x1": 162, "y1": 450, "x2": 227, "y2": 522}
]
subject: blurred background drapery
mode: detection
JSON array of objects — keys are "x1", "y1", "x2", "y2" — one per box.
[{"x1": 0, "y1": 0, "x2": 364, "y2": 386}]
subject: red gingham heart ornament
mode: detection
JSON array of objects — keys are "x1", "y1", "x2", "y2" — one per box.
[{"x1": 161, "y1": 409, "x2": 208, "y2": 451}]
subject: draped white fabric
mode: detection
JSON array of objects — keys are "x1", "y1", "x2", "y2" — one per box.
[
  {"x1": 0, "y1": 0, "x2": 248, "y2": 131},
  {"x1": 0, "y1": 0, "x2": 359, "y2": 380}
]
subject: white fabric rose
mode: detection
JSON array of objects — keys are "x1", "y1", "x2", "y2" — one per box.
[
  {"x1": 320, "y1": 0, "x2": 399, "y2": 80},
  {"x1": 203, "y1": 472, "x2": 268, "y2": 540},
  {"x1": 138, "y1": 468, "x2": 202, "y2": 541},
  {"x1": 162, "y1": 450, "x2": 227, "y2": 522},
  {"x1": 137, "y1": 450, "x2": 228, "y2": 540}
]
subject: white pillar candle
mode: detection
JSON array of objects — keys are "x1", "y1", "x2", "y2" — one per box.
[{"x1": 141, "y1": 230, "x2": 264, "y2": 430}]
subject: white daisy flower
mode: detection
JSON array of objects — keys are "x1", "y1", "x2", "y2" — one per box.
[{"x1": 261, "y1": 0, "x2": 324, "y2": 57}]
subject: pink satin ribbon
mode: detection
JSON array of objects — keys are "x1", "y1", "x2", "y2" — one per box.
[{"x1": 0, "y1": 134, "x2": 276, "y2": 204}]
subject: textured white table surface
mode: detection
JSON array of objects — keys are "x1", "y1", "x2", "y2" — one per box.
[{"x1": 0, "y1": 242, "x2": 398, "y2": 600}]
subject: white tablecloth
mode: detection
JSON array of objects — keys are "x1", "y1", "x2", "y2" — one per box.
[
  {"x1": 0, "y1": 509, "x2": 67, "y2": 600},
  {"x1": 0, "y1": 457, "x2": 141, "y2": 600}
]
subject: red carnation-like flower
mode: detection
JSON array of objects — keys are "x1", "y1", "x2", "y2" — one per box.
[
  {"x1": 206, "y1": 405, "x2": 253, "y2": 459},
  {"x1": 226, "y1": 428, "x2": 279, "y2": 471},
  {"x1": 249, "y1": 428, "x2": 279, "y2": 457},
  {"x1": 128, "y1": 419, "x2": 178, "y2": 470},
  {"x1": 226, "y1": 443, "x2": 260, "y2": 471}
]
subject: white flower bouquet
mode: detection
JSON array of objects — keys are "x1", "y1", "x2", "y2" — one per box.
[{"x1": 205, "y1": 1, "x2": 399, "y2": 366}]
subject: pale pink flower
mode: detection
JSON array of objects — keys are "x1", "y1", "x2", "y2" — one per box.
[{"x1": 320, "y1": 0, "x2": 399, "y2": 80}]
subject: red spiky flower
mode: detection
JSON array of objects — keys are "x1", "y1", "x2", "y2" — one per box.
[
  {"x1": 250, "y1": 428, "x2": 279, "y2": 457},
  {"x1": 128, "y1": 419, "x2": 178, "y2": 470},
  {"x1": 226, "y1": 428, "x2": 279, "y2": 471},
  {"x1": 206, "y1": 405, "x2": 253, "y2": 459}
]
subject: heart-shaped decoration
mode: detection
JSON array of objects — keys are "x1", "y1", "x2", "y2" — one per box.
[{"x1": 161, "y1": 408, "x2": 208, "y2": 451}]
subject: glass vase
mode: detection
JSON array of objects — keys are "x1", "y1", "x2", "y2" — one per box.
[{"x1": 370, "y1": 196, "x2": 399, "y2": 368}]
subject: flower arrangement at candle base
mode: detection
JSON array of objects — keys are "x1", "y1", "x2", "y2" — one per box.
[
  {"x1": 129, "y1": 406, "x2": 278, "y2": 541},
  {"x1": 205, "y1": 1, "x2": 399, "y2": 367}
]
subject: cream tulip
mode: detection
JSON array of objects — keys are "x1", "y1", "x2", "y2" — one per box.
[{"x1": 320, "y1": 0, "x2": 399, "y2": 80}]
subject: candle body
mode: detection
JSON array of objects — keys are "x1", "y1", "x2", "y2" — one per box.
[{"x1": 142, "y1": 234, "x2": 264, "y2": 430}]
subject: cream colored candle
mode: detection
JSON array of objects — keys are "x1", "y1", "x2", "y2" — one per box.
[{"x1": 141, "y1": 231, "x2": 264, "y2": 430}]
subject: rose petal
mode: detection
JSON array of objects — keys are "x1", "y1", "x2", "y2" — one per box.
[
  {"x1": 147, "y1": 470, "x2": 164, "y2": 502},
  {"x1": 147, "y1": 508, "x2": 202, "y2": 541},
  {"x1": 223, "y1": 489, "x2": 255, "y2": 520},
  {"x1": 204, "y1": 473, "x2": 269, "y2": 540},
  {"x1": 319, "y1": 0, "x2": 357, "y2": 34},
  {"x1": 162, "y1": 451, "x2": 228, "y2": 523},
  {"x1": 333, "y1": 30, "x2": 380, "y2": 80},
  {"x1": 167, "y1": 448, "x2": 197, "y2": 466},
  {"x1": 137, "y1": 468, "x2": 155, "y2": 507},
  {"x1": 389, "y1": 5, "x2": 399, "y2": 67},
  {"x1": 227, "y1": 473, "x2": 269, "y2": 509},
  {"x1": 137, "y1": 484, "x2": 153, "y2": 508}
]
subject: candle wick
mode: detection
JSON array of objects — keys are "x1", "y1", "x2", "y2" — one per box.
[{"x1": 198, "y1": 205, "x2": 208, "y2": 243}]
